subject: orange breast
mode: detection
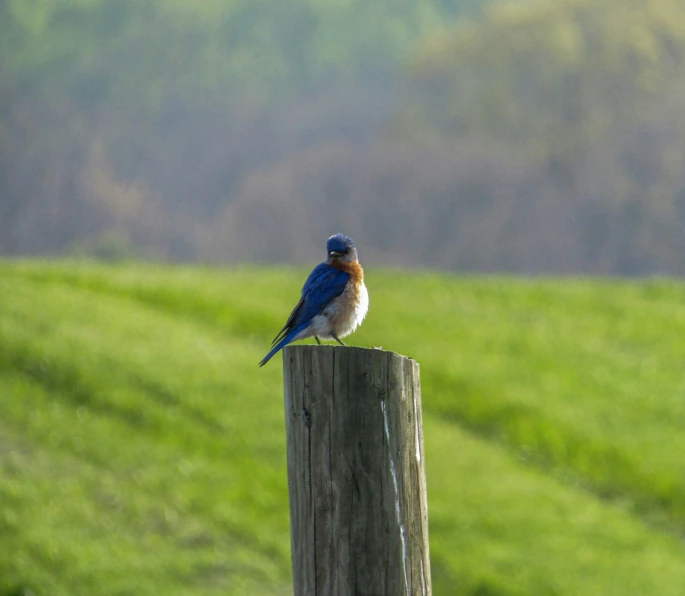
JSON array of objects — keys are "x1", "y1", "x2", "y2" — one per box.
[{"x1": 335, "y1": 261, "x2": 364, "y2": 285}]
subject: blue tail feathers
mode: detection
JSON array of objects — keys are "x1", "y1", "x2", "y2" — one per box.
[{"x1": 258, "y1": 325, "x2": 307, "y2": 367}]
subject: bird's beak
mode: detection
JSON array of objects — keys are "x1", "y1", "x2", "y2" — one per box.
[{"x1": 328, "y1": 250, "x2": 343, "y2": 257}]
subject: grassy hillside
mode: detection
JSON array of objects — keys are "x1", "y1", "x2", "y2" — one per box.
[{"x1": 2, "y1": 260, "x2": 685, "y2": 595}]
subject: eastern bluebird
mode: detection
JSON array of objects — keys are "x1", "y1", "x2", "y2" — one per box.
[{"x1": 259, "y1": 233, "x2": 369, "y2": 367}]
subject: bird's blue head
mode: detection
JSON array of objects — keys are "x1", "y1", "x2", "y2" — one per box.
[{"x1": 326, "y1": 233, "x2": 358, "y2": 264}]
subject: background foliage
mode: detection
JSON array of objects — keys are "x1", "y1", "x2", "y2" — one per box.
[{"x1": 3, "y1": 0, "x2": 685, "y2": 273}]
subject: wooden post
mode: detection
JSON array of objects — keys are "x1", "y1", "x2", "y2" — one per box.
[{"x1": 283, "y1": 345, "x2": 431, "y2": 596}]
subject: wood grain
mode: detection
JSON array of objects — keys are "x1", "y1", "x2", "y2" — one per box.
[{"x1": 283, "y1": 345, "x2": 431, "y2": 596}]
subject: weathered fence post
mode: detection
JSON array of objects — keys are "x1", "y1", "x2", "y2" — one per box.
[{"x1": 283, "y1": 345, "x2": 431, "y2": 596}]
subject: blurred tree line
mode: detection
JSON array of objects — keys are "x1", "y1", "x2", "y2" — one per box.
[{"x1": 2, "y1": 0, "x2": 685, "y2": 274}]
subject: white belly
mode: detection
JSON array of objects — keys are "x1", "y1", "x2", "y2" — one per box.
[
  {"x1": 301, "y1": 281, "x2": 369, "y2": 341},
  {"x1": 354, "y1": 282, "x2": 369, "y2": 328}
]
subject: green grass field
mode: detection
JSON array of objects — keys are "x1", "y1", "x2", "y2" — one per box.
[{"x1": 2, "y1": 260, "x2": 685, "y2": 595}]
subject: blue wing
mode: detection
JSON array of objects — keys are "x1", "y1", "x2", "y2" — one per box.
[
  {"x1": 296, "y1": 263, "x2": 350, "y2": 325},
  {"x1": 259, "y1": 264, "x2": 349, "y2": 366}
]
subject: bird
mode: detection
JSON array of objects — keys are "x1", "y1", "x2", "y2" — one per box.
[{"x1": 259, "y1": 233, "x2": 369, "y2": 367}]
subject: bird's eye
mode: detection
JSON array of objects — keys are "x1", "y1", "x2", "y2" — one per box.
[{"x1": 344, "y1": 248, "x2": 351, "y2": 254}]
